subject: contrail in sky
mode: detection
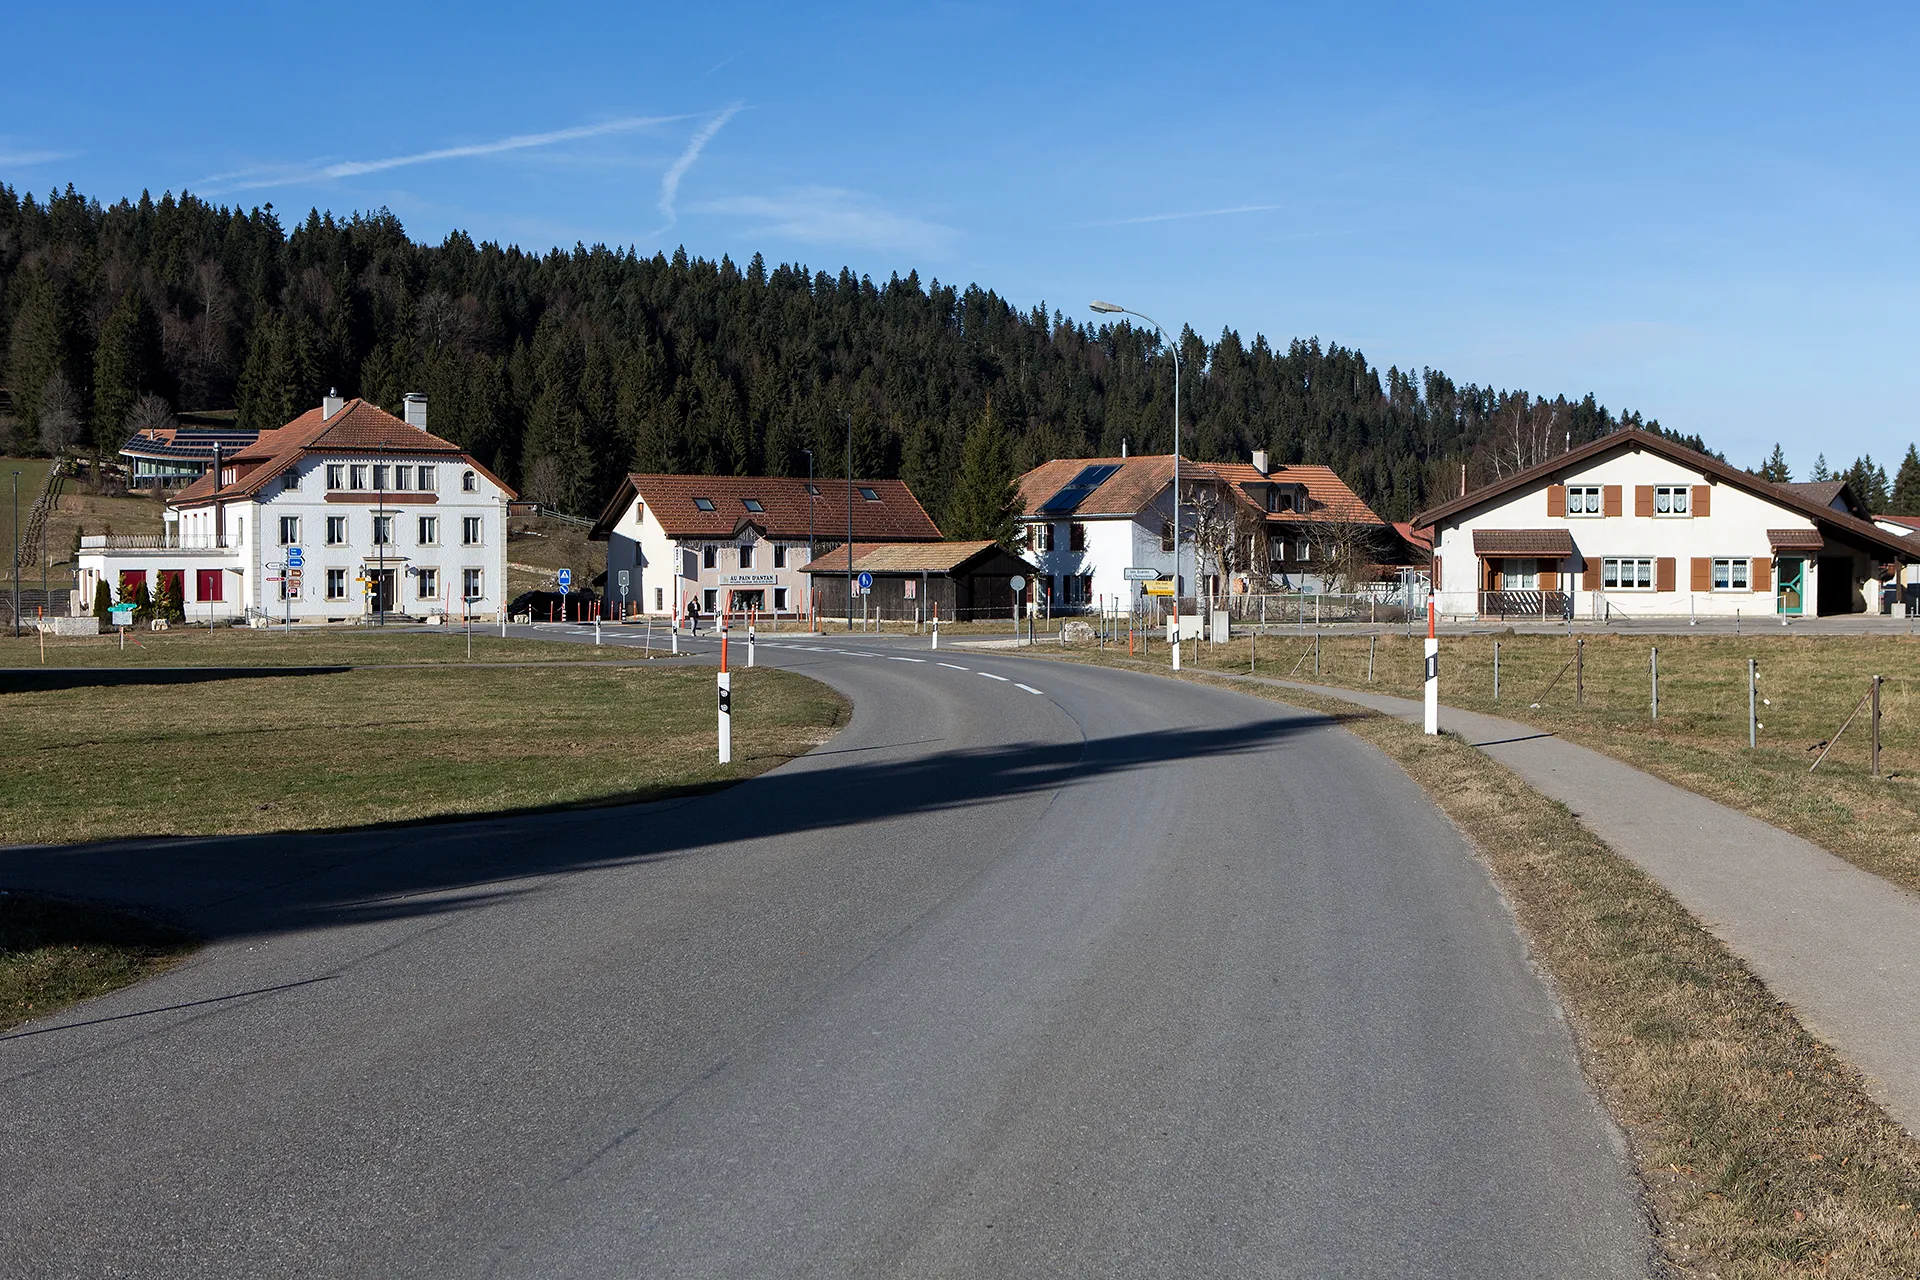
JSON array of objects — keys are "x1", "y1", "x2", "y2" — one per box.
[{"x1": 656, "y1": 104, "x2": 744, "y2": 233}]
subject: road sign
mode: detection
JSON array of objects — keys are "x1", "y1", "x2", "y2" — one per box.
[
  {"x1": 1009, "y1": 574, "x2": 1027, "y2": 593},
  {"x1": 285, "y1": 546, "x2": 304, "y2": 569},
  {"x1": 617, "y1": 569, "x2": 630, "y2": 593},
  {"x1": 680, "y1": 548, "x2": 700, "y2": 580},
  {"x1": 856, "y1": 571, "x2": 873, "y2": 595},
  {"x1": 1122, "y1": 566, "x2": 1157, "y2": 581},
  {"x1": 557, "y1": 568, "x2": 572, "y2": 591},
  {"x1": 1142, "y1": 580, "x2": 1175, "y2": 597}
]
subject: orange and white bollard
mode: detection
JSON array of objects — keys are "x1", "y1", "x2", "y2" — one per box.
[{"x1": 1423, "y1": 601, "x2": 1439, "y2": 735}]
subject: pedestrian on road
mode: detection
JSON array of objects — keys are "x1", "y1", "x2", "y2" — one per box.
[{"x1": 687, "y1": 599, "x2": 701, "y2": 635}]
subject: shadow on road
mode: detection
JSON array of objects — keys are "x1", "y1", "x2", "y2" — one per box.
[{"x1": 0, "y1": 710, "x2": 1344, "y2": 948}]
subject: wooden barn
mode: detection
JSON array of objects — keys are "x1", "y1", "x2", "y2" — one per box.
[{"x1": 802, "y1": 541, "x2": 1036, "y2": 622}]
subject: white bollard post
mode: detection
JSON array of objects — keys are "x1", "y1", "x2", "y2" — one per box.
[
  {"x1": 748, "y1": 625, "x2": 756, "y2": 667},
  {"x1": 718, "y1": 671, "x2": 732, "y2": 763},
  {"x1": 671, "y1": 624, "x2": 679, "y2": 655},
  {"x1": 1423, "y1": 602, "x2": 1439, "y2": 735},
  {"x1": 931, "y1": 604, "x2": 940, "y2": 650},
  {"x1": 595, "y1": 618, "x2": 601, "y2": 646}
]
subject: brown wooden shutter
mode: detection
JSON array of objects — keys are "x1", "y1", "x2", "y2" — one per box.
[
  {"x1": 1431, "y1": 555, "x2": 1441, "y2": 589},
  {"x1": 1582, "y1": 558, "x2": 1602, "y2": 590},
  {"x1": 1546, "y1": 484, "x2": 1567, "y2": 517},
  {"x1": 1690, "y1": 557, "x2": 1711, "y2": 591},
  {"x1": 1635, "y1": 485, "x2": 1655, "y2": 517},
  {"x1": 1538, "y1": 567, "x2": 1558, "y2": 590},
  {"x1": 1656, "y1": 557, "x2": 1676, "y2": 592},
  {"x1": 1692, "y1": 485, "x2": 1711, "y2": 517},
  {"x1": 1752, "y1": 556, "x2": 1771, "y2": 592},
  {"x1": 1603, "y1": 485, "x2": 1622, "y2": 517}
]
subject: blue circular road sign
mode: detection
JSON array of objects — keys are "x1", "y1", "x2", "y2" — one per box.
[{"x1": 857, "y1": 571, "x2": 873, "y2": 592}]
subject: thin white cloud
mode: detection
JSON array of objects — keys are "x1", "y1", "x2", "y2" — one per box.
[
  {"x1": 656, "y1": 104, "x2": 743, "y2": 233},
  {"x1": 0, "y1": 145, "x2": 75, "y2": 167},
  {"x1": 1076, "y1": 203, "x2": 1287, "y2": 228},
  {"x1": 692, "y1": 186, "x2": 956, "y2": 257},
  {"x1": 195, "y1": 115, "x2": 687, "y2": 195}
]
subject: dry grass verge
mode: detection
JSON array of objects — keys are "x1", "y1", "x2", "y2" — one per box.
[
  {"x1": 1044, "y1": 652, "x2": 1920, "y2": 1277},
  {"x1": 1, "y1": 892, "x2": 195, "y2": 1032}
]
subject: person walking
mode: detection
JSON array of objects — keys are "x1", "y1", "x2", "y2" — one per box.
[{"x1": 686, "y1": 598, "x2": 701, "y2": 635}]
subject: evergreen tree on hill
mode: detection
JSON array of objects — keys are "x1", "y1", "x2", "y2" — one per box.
[
  {"x1": 1810, "y1": 454, "x2": 1832, "y2": 482},
  {"x1": 1890, "y1": 445, "x2": 1920, "y2": 516},
  {"x1": 1845, "y1": 455, "x2": 1891, "y2": 512},
  {"x1": 1756, "y1": 444, "x2": 1791, "y2": 484},
  {"x1": 93, "y1": 288, "x2": 167, "y2": 445},
  {"x1": 945, "y1": 399, "x2": 1018, "y2": 545}
]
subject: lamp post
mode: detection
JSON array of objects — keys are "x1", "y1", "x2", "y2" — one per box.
[
  {"x1": 803, "y1": 447, "x2": 815, "y2": 621},
  {"x1": 10, "y1": 469, "x2": 19, "y2": 638},
  {"x1": 1091, "y1": 300, "x2": 1182, "y2": 656},
  {"x1": 845, "y1": 411, "x2": 854, "y2": 632}
]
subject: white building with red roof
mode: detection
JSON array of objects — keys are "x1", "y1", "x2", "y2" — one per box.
[
  {"x1": 77, "y1": 392, "x2": 516, "y2": 623},
  {"x1": 588, "y1": 473, "x2": 942, "y2": 620}
]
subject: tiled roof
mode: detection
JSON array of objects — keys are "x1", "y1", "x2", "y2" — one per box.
[
  {"x1": 1878, "y1": 515, "x2": 1920, "y2": 536},
  {"x1": 595, "y1": 474, "x2": 941, "y2": 542},
  {"x1": 1472, "y1": 528, "x2": 1576, "y2": 557},
  {"x1": 1015, "y1": 456, "x2": 1207, "y2": 518},
  {"x1": 1209, "y1": 461, "x2": 1385, "y2": 526},
  {"x1": 1391, "y1": 520, "x2": 1433, "y2": 552},
  {"x1": 798, "y1": 540, "x2": 1025, "y2": 575},
  {"x1": 1768, "y1": 528, "x2": 1827, "y2": 551},
  {"x1": 1783, "y1": 480, "x2": 1848, "y2": 508},
  {"x1": 171, "y1": 399, "x2": 506, "y2": 507}
]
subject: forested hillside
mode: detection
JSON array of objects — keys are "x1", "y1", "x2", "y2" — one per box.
[{"x1": 3, "y1": 182, "x2": 1704, "y2": 525}]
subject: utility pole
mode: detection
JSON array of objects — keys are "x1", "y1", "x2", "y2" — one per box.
[
  {"x1": 10, "y1": 470, "x2": 19, "y2": 637},
  {"x1": 845, "y1": 411, "x2": 854, "y2": 632},
  {"x1": 803, "y1": 446, "x2": 815, "y2": 623}
]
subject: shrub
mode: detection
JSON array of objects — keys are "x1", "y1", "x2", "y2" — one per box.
[{"x1": 92, "y1": 579, "x2": 113, "y2": 622}]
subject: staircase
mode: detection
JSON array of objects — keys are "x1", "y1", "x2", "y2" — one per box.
[{"x1": 19, "y1": 457, "x2": 67, "y2": 564}]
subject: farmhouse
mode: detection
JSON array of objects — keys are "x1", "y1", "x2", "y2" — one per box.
[
  {"x1": 76, "y1": 392, "x2": 515, "y2": 623},
  {"x1": 801, "y1": 541, "x2": 1036, "y2": 623},
  {"x1": 590, "y1": 474, "x2": 942, "y2": 620},
  {"x1": 1413, "y1": 428, "x2": 1920, "y2": 620}
]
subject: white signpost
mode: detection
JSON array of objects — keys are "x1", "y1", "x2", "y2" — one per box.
[
  {"x1": 617, "y1": 568, "x2": 629, "y2": 620},
  {"x1": 1009, "y1": 574, "x2": 1026, "y2": 642},
  {"x1": 1424, "y1": 602, "x2": 1439, "y2": 735}
]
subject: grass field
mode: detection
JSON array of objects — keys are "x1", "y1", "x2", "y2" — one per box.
[
  {"x1": 1169, "y1": 630, "x2": 1920, "y2": 896},
  {"x1": 1, "y1": 892, "x2": 195, "y2": 1031},
  {"x1": 1, "y1": 662, "x2": 847, "y2": 845},
  {"x1": 0, "y1": 626, "x2": 644, "y2": 668}
]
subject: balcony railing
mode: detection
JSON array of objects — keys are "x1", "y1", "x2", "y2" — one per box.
[
  {"x1": 1479, "y1": 590, "x2": 1571, "y2": 620},
  {"x1": 80, "y1": 534, "x2": 235, "y2": 551}
]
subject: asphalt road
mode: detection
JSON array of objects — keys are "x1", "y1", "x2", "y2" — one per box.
[{"x1": 1, "y1": 631, "x2": 1652, "y2": 1278}]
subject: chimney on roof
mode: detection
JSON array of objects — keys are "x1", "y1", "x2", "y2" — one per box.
[
  {"x1": 1251, "y1": 449, "x2": 1270, "y2": 476},
  {"x1": 1121, "y1": 438, "x2": 1128, "y2": 459},
  {"x1": 322, "y1": 388, "x2": 345, "y2": 419},
  {"x1": 403, "y1": 392, "x2": 428, "y2": 432}
]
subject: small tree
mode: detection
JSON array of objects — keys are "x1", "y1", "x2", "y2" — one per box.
[
  {"x1": 1756, "y1": 444, "x2": 1791, "y2": 484},
  {"x1": 129, "y1": 575, "x2": 154, "y2": 623},
  {"x1": 155, "y1": 573, "x2": 184, "y2": 622},
  {"x1": 37, "y1": 372, "x2": 84, "y2": 455},
  {"x1": 92, "y1": 578, "x2": 113, "y2": 622}
]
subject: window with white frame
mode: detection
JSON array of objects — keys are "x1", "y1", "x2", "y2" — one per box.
[
  {"x1": 462, "y1": 568, "x2": 483, "y2": 601},
  {"x1": 326, "y1": 568, "x2": 347, "y2": 600},
  {"x1": 774, "y1": 586, "x2": 789, "y2": 610},
  {"x1": 1031, "y1": 523, "x2": 1053, "y2": 553},
  {"x1": 350, "y1": 464, "x2": 368, "y2": 490},
  {"x1": 279, "y1": 515, "x2": 299, "y2": 545},
  {"x1": 462, "y1": 516, "x2": 482, "y2": 546},
  {"x1": 372, "y1": 516, "x2": 393, "y2": 546},
  {"x1": 1654, "y1": 485, "x2": 1690, "y2": 515},
  {"x1": 1603, "y1": 557, "x2": 1653, "y2": 589},
  {"x1": 418, "y1": 515, "x2": 438, "y2": 545},
  {"x1": 1712, "y1": 558, "x2": 1750, "y2": 590},
  {"x1": 326, "y1": 515, "x2": 347, "y2": 545},
  {"x1": 1566, "y1": 485, "x2": 1603, "y2": 515},
  {"x1": 703, "y1": 544, "x2": 718, "y2": 569},
  {"x1": 326, "y1": 464, "x2": 345, "y2": 489},
  {"x1": 417, "y1": 465, "x2": 435, "y2": 491},
  {"x1": 1499, "y1": 558, "x2": 1537, "y2": 589},
  {"x1": 417, "y1": 568, "x2": 438, "y2": 599},
  {"x1": 461, "y1": 470, "x2": 477, "y2": 492},
  {"x1": 393, "y1": 466, "x2": 411, "y2": 491},
  {"x1": 281, "y1": 470, "x2": 300, "y2": 492}
]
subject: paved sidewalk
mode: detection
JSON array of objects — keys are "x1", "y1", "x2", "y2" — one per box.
[{"x1": 1212, "y1": 669, "x2": 1920, "y2": 1136}]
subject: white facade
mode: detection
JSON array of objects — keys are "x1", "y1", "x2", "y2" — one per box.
[
  {"x1": 1427, "y1": 439, "x2": 1900, "y2": 620},
  {"x1": 1020, "y1": 486, "x2": 1202, "y2": 615},
  {"x1": 78, "y1": 446, "x2": 510, "y2": 623},
  {"x1": 604, "y1": 502, "x2": 815, "y2": 620}
]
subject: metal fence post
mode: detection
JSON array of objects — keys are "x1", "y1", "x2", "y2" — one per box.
[
  {"x1": 1493, "y1": 640, "x2": 1500, "y2": 701},
  {"x1": 1314, "y1": 630, "x2": 1320, "y2": 677},
  {"x1": 1575, "y1": 637, "x2": 1584, "y2": 706},
  {"x1": 1650, "y1": 646, "x2": 1658, "y2": 721},
  {"x1": 1368, "y1": 634, "x2": 1375, "y2": 683},
  {"x1": 1749, "y1": 659, "x2": 1758, "y2": 749},
  {"x1": 1872, "y1": 674, "x2": 1883, "y2": 778}
]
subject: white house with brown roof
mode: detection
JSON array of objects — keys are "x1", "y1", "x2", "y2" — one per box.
[
  {"x1": 589, "y1": 474, "x2": 942, "y2": 621},
  {"x1": 1412, "y1": 429, "x2": 1920, "y2": 621},
  {"x1": 1014, "y1": 451, "x2": 1396, "y2": 612},
  {"x1": 76, "y1": 392, "x2": 516, "y2": 623}
]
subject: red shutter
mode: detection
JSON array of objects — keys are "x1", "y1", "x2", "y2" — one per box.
[
  {"x1": 1752, "y1": 557, "x2": 1771, "y2": 592},
  {"x1": 1546, "y1": 485, "x2": 1567, "y2": 518},
  {"x1": 1656, "y1": 557, "x2": 1676, "y2": 592},
  {"x1": 1690, "y1": 558, "x2": 1712, "y2": 592},
  {"x1": 1582, "y1": 558, "x2": 1602, "y2": 590}
]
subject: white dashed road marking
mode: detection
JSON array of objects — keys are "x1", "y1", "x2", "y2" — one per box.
[
  {"x1": 937, "y1": 663, "x2": 968, "y2": 671},
  {"x1": 1015, "y1": 684, "x2": 1044, "y2": 695},
  {"x1": 979, "y1": 672, "x2": 1010, "y2": 682}
]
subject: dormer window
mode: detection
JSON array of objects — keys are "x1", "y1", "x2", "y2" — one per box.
[
  {"x1": 742, "y1": 498, "x2": 764, "y2": 512},
  {"x1": 1267, "y1": 483, "x2": 1307, "y2": 514},
  {"x1": 693, "y1": 497, "x2": 716, "y2": 512}
]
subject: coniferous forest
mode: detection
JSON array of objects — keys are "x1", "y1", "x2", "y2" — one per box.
[{"x1": 0, "y1": 183, "x2": 1747, "y2": 528}]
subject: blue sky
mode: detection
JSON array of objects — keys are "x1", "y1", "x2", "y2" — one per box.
[{"x1": 5, "y1": 2, "x2": 1917, "y2": 473}]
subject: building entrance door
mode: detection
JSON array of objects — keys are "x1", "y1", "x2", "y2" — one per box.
[
  {"x1": 369, "y1": 568, "x2": 396, "y2": 614},
  {"x1": 1776, "y1": 558, "x2": 1804, "y2": 615},
  {"x1": 1816, "y1": 557, "x2": 1853, "y2": 616}
]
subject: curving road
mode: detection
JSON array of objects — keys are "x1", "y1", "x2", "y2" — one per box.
[{"x1": 1, "y1": 634, "x2": 1651, "y2": 1278}]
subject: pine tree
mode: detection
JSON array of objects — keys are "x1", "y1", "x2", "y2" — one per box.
[
  {"x1": 1845, "y1": 455, "x2": 1891, "y2": 512},
  {"x1": 6, "y1": 264, "x2": 87, "y2": 434},
  {"x1": 945, "y1": 399, "x2": 1018, "y2": 544},
  {"x1": 129, "y1": 574, "x2": 153, "y2": 623},
  {"x1": 1890, "y1": 445, "x2": 1920, "y2": 516},
  {"x1": 93, "y1": 289, "x2": 166, "y2": 446},
  {"x1": 155, "y1": 572, "x2": 184, "y2": 622},
  {"x1": 1810, "y1": 454, "x2": 1831, "y2": 482},
  {"x1": 1756, "y1": 443, "x2": 1791, "y2": 484}
]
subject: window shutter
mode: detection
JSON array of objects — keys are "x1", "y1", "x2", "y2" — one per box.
[
  {"x1": 1690, "y1": 557, "x2": 1711, "y2": 591},
  {"x1": 1752, "y1": 556, "x2": 1771, "y2": 592},
  {"x1": 1635, "y1": 485, "x2": 1655, "y2": 517},
  {"x1": 1692, "y1": 485, "x2": 1711, "y2": 517},
  {"x1": 1582, "y1": 558, "x2": 1602, "y2": 590},
  {"x1": 1603, "y1": 485, "x2": 1622, "y2": 517},
  {"x1": 1656, "y1": 557, "x2": 1676, "y2": 592},
  {"x1": 1546, "y1": 484, "x2": 1567, "y2": 518},
  {"x1": 1538, "y1": 568, "x2": 1559, "y2": 590}
]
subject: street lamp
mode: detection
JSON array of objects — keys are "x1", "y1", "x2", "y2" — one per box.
[
  {"x1": 1091, "y1": 300, "x2": 1183, "y2": 642},
  {"x1": 803, "y1": 446, "x2": 815, "y2": 620}
]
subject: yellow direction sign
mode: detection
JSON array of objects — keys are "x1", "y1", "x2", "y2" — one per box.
[{"x1": 1142, "y1": 580, "x2": 1175, "y2": 596}]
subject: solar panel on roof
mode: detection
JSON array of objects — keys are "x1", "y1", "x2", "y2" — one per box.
[{"x1": 1036, "y1": 463, "x2": 1122, "y2": 515}]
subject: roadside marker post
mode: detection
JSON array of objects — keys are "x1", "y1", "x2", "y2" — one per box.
[
  {"x1": 1423, "y1": 602, "x2": 1439, "y2": 735},
  {"x1": 931, "y1": 602, "x2": 939, "y2": 650},
  {"x1": 748, "y1": 618, "x2": 756, "y2": 667},
  {"x1": 718, "y1": 623, "x2": 733, "y2": 764}
]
